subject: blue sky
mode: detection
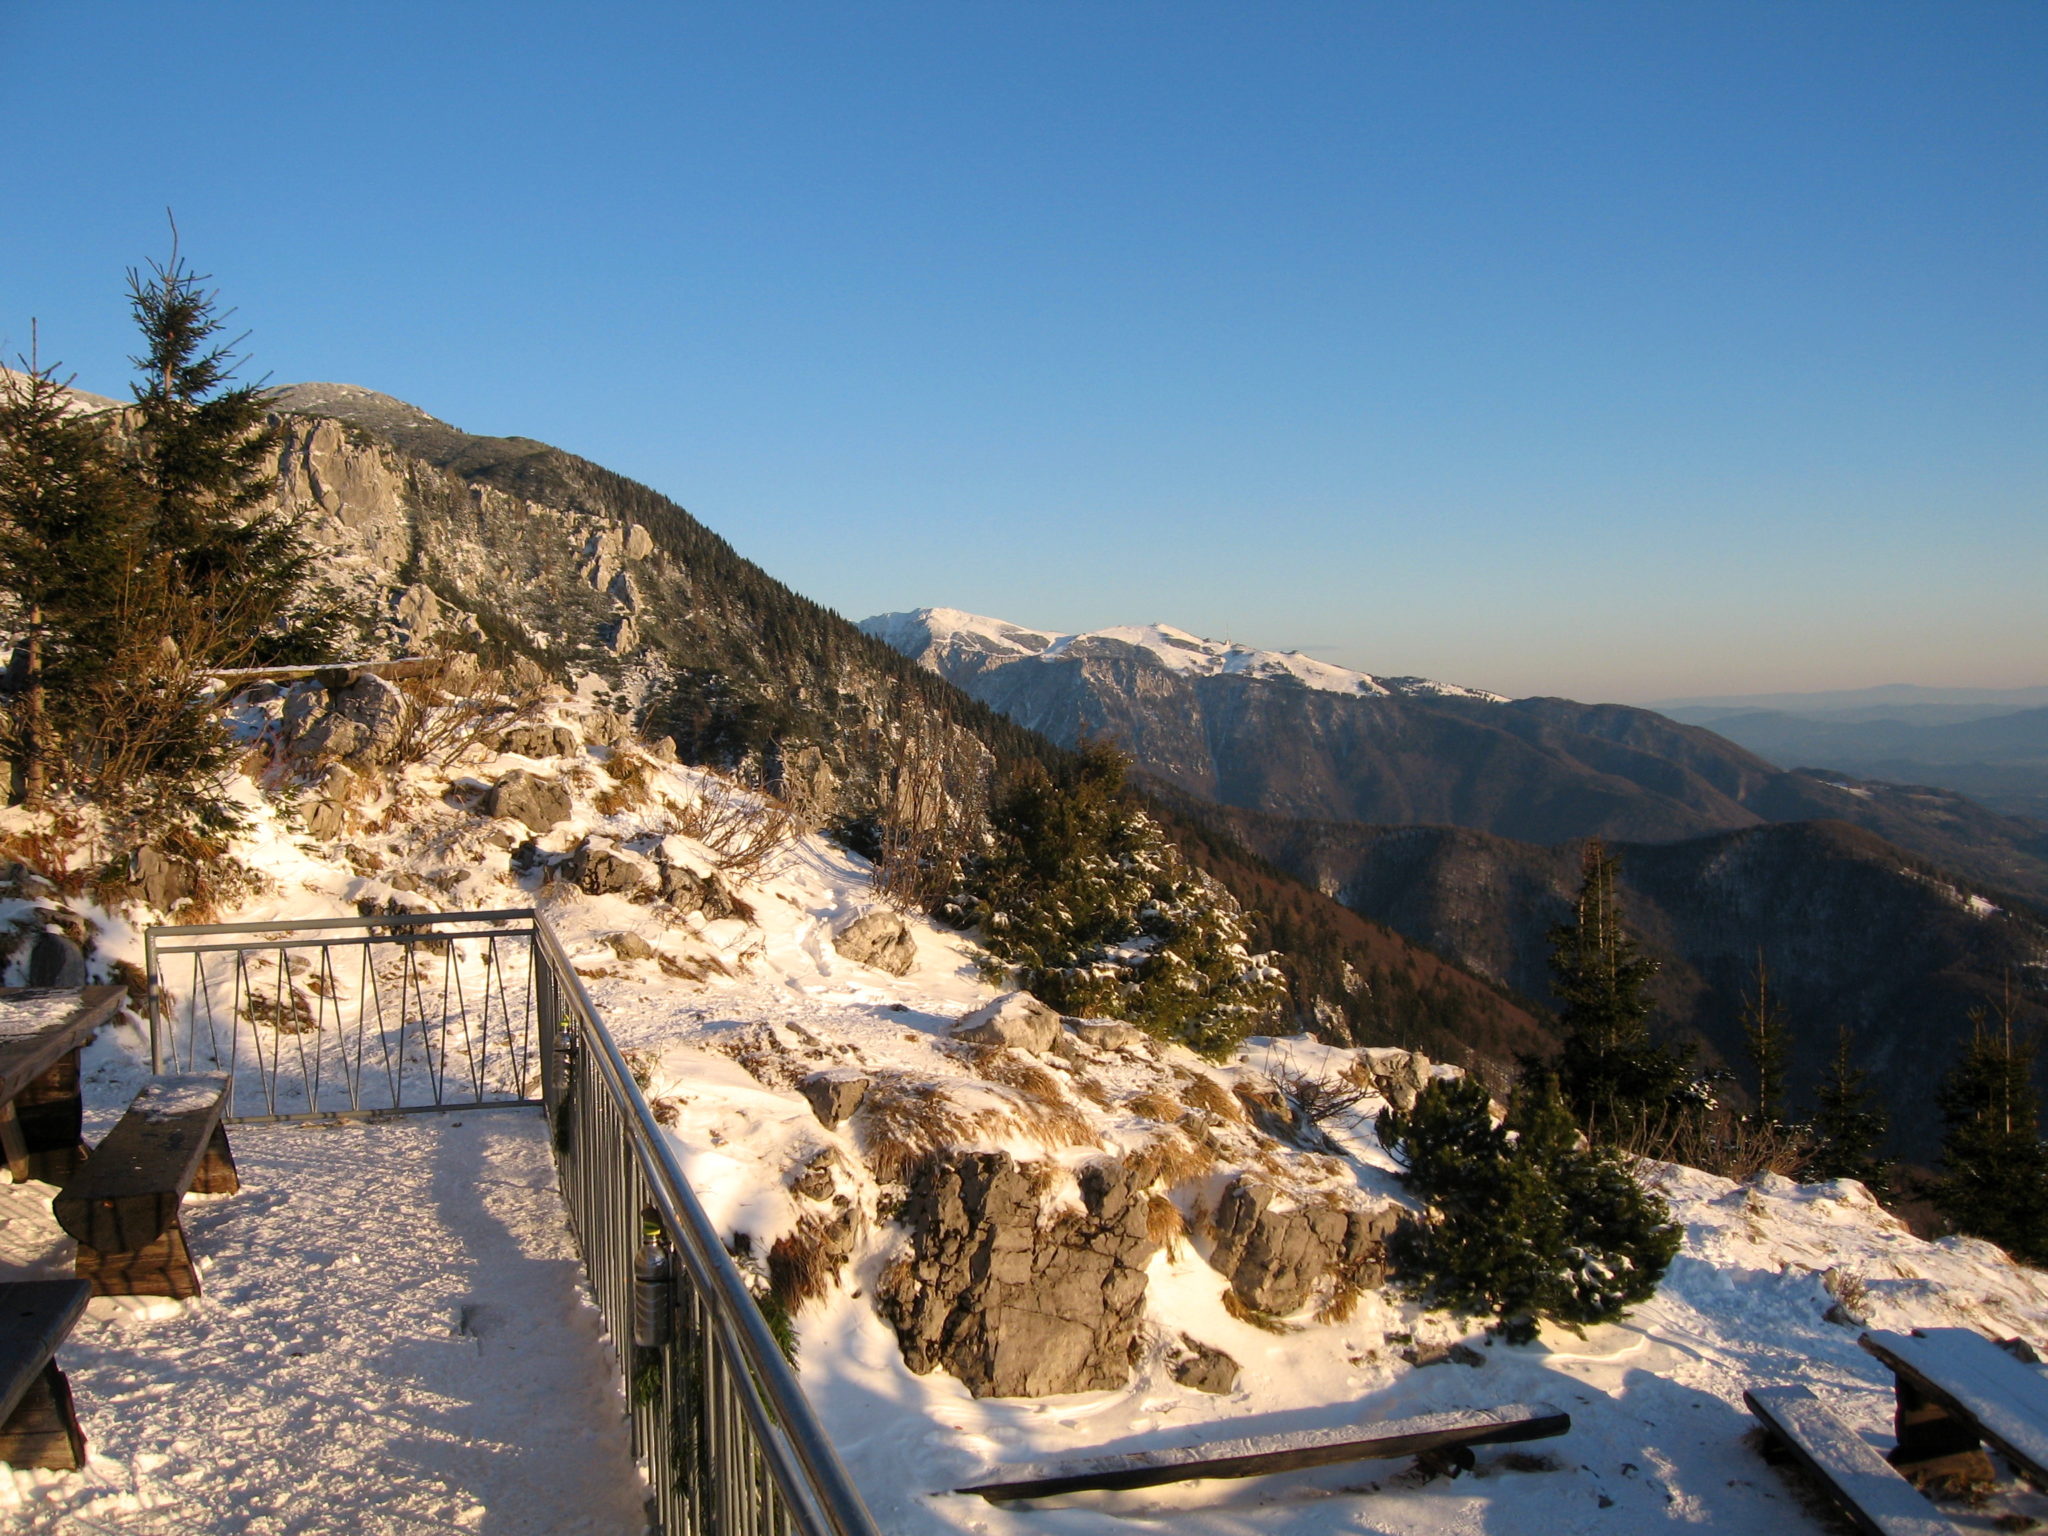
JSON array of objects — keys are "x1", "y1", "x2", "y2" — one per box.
[{"x1": 4, "y1": 2, "x2": 2042, "y2": 700}]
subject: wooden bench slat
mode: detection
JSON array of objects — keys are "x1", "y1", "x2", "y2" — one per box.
[
  {"x1": 957, "y1": 1402, "x2": 1570, "y2": 1500},
  {"x1": 1861, "y1": 1329, "x2": 2048, "y2": 1483},
  {"x1": 0, "y1": 1280, "x2": 90, "y2": 1426},
  {"x1": 1746, "y1": 1386, "x2": 1966, "y2": 1536},
  {"x1": 0, "y1": 987, "x2": 123, "y2": 1103},
  {"x1": 54, "y1": 1075, "x2": 231, "y2": 1253}
]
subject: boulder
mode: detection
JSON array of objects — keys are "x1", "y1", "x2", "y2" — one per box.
[
  {"x1": 1062, "y1": 1017, "x2": 1143, "y2": 1051},
  {"x1": 25, "y1": 931, "x2": 86, "y2": 989},
  {"x1": 952, "y1": 991, "x2": 1062, "y2": 1054},
  {"x1": 293, "y1": 673, "x2": 408, "y2": 765},
  {"x1": 799, "y1": 1070, "x2": 870, "y2": 1129},
  {"x1": 1205, "y1": 1176, "x2": 1400, "y2": 1314},
  {"x1": 487, "y1": 770, "x2": 572, "y2": 833},
  {"x1": 832, "y1": 912, "x2": 917, "y2": 976},
  {"x1": 496, "y1": 723, "x2": 579, "y2": 759},
  {"x1": 1170, "y1": 1337, "x2": 1241, "y2": 1394},
  {"x1": 1358, "y1": 1048, "x2": 1433, "y2": 1113},
  {"x1": 128, "y1": 846, "x2": 196, "y2": 912},
  {"x1": 567, "y1": 838, "x2": 657, "y2": 898},
  {"x1": 658, "y1": 862, "x2": 708, "y2": 911},
  {"x1": 605, "y1": 932, "x2": 656, "y2": 961},
  {"x1": 625, "y1": 523, "x2": 655, "y2": 561},
  {"x1": 879, "y1": 1152, "x2": 1158, "y2": 1397},
  {"x1": 303, "y1": 799, "x2": 348, "y2": 839}
]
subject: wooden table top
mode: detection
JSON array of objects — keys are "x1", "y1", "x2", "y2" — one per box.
[{"x1": 0, "y1": 986, "x2": 125, "y2": 1103}]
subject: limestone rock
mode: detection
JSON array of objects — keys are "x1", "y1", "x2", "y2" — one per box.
[
  {"x1": 293, "y1": 673, "x2": 408, "y2": 766},
  {"x1": 1170, "y1": 1337, "x2": 1241, "y2": 1394},
  {"x1": 605, "y1": 931, "x2": 656, "y2": 961},
  {"x1": 1205, "y1": 1176, "x2": 1399, "y2": 1314},
  {"x1": 879, "y1": 1152, "x2": 1158, "y2": 1398},
  {"x1": 832, "y1": 912, "x2": 916, "y2": 976},
  {"x1": 625, "y1": 523, "x2": 655, "y2": 561},
  {"x1": 496, "y1": 723, "x2": 579, "y2": 759},
  {"x1": 128, "y1": 846, "x2": 196, "y2": 912},
  {"x1": 799, "y1": 1070, "x2": 870, "y2": 1129},
  {"x1": 303, "y1": 799, "x2": 348, "y2": 839},
  {"x1": 952, "y1": 991, "x2": 1062, "y2": 1054},
  {"x1": 1062, "y1": 1017, "x2": 1143, "y2": 1051},
  {"x1": 1358, "y1": 1048, "x2": 1434, "y2": 1113},
  {"x1": 487, "y1": 770, "x2": 572, "y2": 833},
  {"x1": 567, "y1": 837, "x2": 657, "y2": 898},
  {"x1": 583, "y1": 709, "x2": 629, "y2": 747},
  {"x1": 393, "y1": 583, "x2": 443, "y2": 635}
]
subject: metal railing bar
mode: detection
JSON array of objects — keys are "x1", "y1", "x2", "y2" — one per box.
[
  {"x1": 534, "y1": 920, "x2": 879, "y2": 1536},
  {"x1": 151, "y1": 930, "x2": 536, "y2": 959},
  {"x1": 147, "y1": 909, "x2": 540, "y2": 938},
  {"x1": 221, "y1": 1098, "x2": 541, "y2": 1127}
]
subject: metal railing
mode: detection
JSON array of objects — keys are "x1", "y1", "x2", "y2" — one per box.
[
  {"x1": 146, "y1": 909, "x2": 543, "y2": 1120},
  {"x1": 143, "y1": 910, "x2": 882, "y2": 1536}
]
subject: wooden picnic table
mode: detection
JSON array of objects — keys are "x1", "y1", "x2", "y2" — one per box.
[
  {"x1": 1860, "y1": 1328, "x2": 2048, "y2": 1484},
  {"x1": 0, "y1": 986, "x2": 124, "y2": 1183},
  {"x1": 0, "y1": 1278, "x2": 91, "y2": 1469}
]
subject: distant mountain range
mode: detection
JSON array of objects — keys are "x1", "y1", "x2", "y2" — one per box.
[
  {"x1": 867, "y1": 608, "x2": 2048, "y2": 1153},
  {"x1": 862, "y1": 608, "x2": 2048, "y2": 905}
]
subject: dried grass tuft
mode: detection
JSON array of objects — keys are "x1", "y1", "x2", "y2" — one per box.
[
  {"x1": 853, "y1": 1071, "x2": 1096, "y2": 1183},
  {"x1": 1177, "y1": 1071, "x2": 1244, "y2": 1123},
  {"x1": 1145, "y1": 1193, "x2": 1186, "y2": 1256},
  {"x1": 768, "y1": 1214, "x2": 846, "y2": 1315},
  {"x1": 1127, "y1": 1130, "x2": 1217, "y2": 1192},
  {"x1": 1126, "y1": 1090, "x2": 1185, "y2": 1125},
  {"x1": 1222, "y1": 1289, "x2": 1300, "y2": 1334}
]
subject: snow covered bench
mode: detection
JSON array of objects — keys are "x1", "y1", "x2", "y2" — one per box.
[
  {"x1": 956, "y1": 1402, "x2": 1571, "y2": 1501},
  {"x1": 1745, "y1": 1386, "x2": 1965, "y2": 1536},
  {"x1": 1860, "y1": 1328, "x2": 2048, "y2": 1486},
  {"x1": 53, "y1": 1075, "x2": 239, "y2": 1299},
  {"x1": 0, "y1": 1279, "x2": 91, "y2": 1470}
]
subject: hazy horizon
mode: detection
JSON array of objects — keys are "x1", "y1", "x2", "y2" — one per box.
[{"x1": 5, "y1": 3, "x2": 2042, "y2": 703}]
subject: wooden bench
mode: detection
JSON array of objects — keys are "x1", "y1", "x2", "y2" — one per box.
[
  {"x1": 0, "y1": 985, "x2": 124, "y2": 1184},
  {"x1": 1745, "y1": 1386, "x2": 1965, "y2": 1536},
  {"x1": 956, "y1": 1402, "x2": 1570, "y2": 1501},
  {"x1": 1860, "y1": 1328, "x2": 2048, "y2": 1485},
  {"x1": 0, "y1": 1279, "x2": 91, "y2": 1470},
  {"x1": 53, "y1": 1075, "x2": 239, "y2": 1299}
]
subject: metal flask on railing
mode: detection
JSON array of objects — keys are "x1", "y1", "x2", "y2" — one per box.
[{"x1": 634, "y1": 1222, "x2": 675, "y2": 1349}]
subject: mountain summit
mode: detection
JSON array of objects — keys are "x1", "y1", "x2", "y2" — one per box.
[{"x1": 862, "y1": 608, "x2": 1508, "y2": 702}]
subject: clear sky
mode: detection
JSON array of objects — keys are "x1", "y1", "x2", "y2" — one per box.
[{"x1": 3, "y1": 2, "x2": 2042, "y2": 702}]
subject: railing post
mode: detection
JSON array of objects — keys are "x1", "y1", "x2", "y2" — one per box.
[{"x1": 144, "y1": 926, "x2": 163, "y2": 1074}]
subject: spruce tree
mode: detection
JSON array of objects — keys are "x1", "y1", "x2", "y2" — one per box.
[
  {"x1": 1935, "y1": 991, "x2": 2048, "y2": 1264},
  {"x1": 1739, "y1": 952, "x2": 1789, "y2": 1124},
  {"x1": 1806, "y1": 1025, "x2": 1888, "y2": 1187},
  {"x1": 0, "y1": 354, "x2": 147, "y2": 805},
  {"x1": 1548, "y1": 840, "x2": 1690, "y2": 1138},
  {"x1": 1379, "y1": 1071, "x2": 1680, "y2": 1342}
]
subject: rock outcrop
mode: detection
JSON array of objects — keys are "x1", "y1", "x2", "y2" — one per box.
[
  {"x1": 1205, "y1": 1175, "x2": 1399, "y2": 1314},
  {"x1": 951, "y1": 991, "x2": 1062, "y2": 1054},
  {"x1": 879, "y1": 1151, "x2": 1158, "y2": 1397},
  {"x1": 487, "y1": 770, "x2": 572, "y2": 833},
  {"x1": 831, "y1": 912, "x2": 916, "y2": 975}
]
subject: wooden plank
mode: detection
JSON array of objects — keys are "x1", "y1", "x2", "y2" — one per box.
[
  {"x1": 1746, "y1": 1387, "x2": 1965, "y2": 1536},
  {"x1": 1861, "y1": 1329, "x2": 2048, "y2": 1483},
  {"x1": 77, "y1": 1218, "x2": 201, "y2": 1300},
  {"x1": 0, "y1": 1280, "x2": 90, "y2": 1425},
  {"x1": 53, "y1": 1075, "x2": 230, "y2": 1253},
  {"x1": 12, "y1": 1047, "x2": 85, "y2": 1183},
  {"x1": 956, "y1": 1402, "x2": 1570, "y2": 1501},
  {"x1": 0, "y1": 986, "x2": 123, "y2": 1103}
]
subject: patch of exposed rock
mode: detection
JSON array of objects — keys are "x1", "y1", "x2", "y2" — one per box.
[
  {"x1": 1205, "y1": 1175, "x2": 1399, "y2": 1314},
  {"x1": 487, "y1": 769, "x2": 572, "y2": 833},
  {"x1": 879, "y1": 1151, "x2": 1158, "y2": 1397},
  {"x1": 831, "y1": 912, "x2": 916, "y2": 976},
  {"x1": 951, "y1": 991, "x2": 1062, "y2": 1053}
]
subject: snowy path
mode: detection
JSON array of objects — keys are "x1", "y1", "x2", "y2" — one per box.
[{"x1": 1, "y1": 1110, "x2": 646, "y2": 1535}]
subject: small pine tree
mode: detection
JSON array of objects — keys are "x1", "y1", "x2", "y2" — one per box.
[
  {"x1": 1379, "y1": 1072, "x2": 1680, "y2": 1342},
  {"x1": 1805, "y1": 1025, "x2": 1888, "y2": 1187},
  {"x1": 1935, "y1": 988, "x2": 2048, "y2": 1264},
  {"x1": 1549, "y1": 840, "x2": 1691, "y2": 1138},
  {"x1": 1739, "y1": 952, "x2": 1789, "y2": 1124}
]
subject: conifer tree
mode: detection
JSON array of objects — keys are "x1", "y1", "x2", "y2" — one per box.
[
  {"x1": 1548, "y1": 840, "x2": 1691, "y2": 1138},
  {"x1": 0, "y1": 352, "x2": 146, "y2": 805},
  {"x1": 1935, "y1": 986, "x2": 2048, "y2": 1263},
  {"x1": 1806, "y1": 1025, "x2": 1888, "y2": 1187},
  {"x1": 1739, "y1": 951, "x2": 1789, "y2": 1124},
  {"x1": 962, "y1": 743, "x2": 1284, "y2": 1055},
  {"x1": 1379, "y1": 1071, "x2": 1680, "y2": 1342}
]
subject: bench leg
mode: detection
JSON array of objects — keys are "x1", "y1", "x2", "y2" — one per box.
[
  {"x1": 0, "y1": 1100, "x2": 28, "y2": 1182},
  {"x1": 77, "y1": 1215, "x2": 202, "y2": 1300},
  {"x1": 1888, "y1": 1378, "x2": 1997, "y2": 1488},
  {"x1": 0, "y1": 1360, "x2": 88, "y2": 1470},
  {"x1": 9, "y1": 1049, "x2": 88, "y2": 1184},
  {"x1": 192, "y1": 1124, "x2": 239, "y2": 1196}
]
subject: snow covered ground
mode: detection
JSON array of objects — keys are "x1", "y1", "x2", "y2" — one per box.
[
  {"x1": 9, "y1": 689, "x2": 2048, "y2": 1534},
  {"x1": 0, "y1": 1111, "x2": 645, "y2": 1535}
]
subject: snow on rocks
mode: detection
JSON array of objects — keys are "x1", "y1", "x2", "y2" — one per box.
[{"x1": 951, "y1": 990, "x2": 1063, "y2": 1053}]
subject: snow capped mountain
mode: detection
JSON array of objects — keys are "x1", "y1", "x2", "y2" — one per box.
[{"x1": 861, "y1": 608, "x2": 1509, "y2": 702}]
